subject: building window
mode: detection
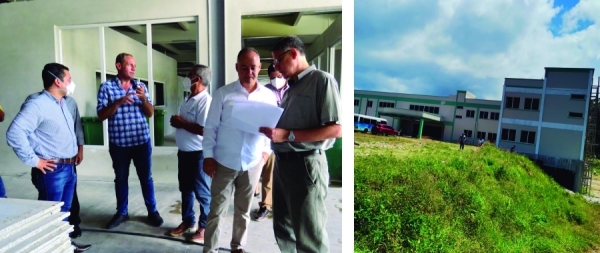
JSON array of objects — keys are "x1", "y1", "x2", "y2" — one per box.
[
  {"x1": 379, "y1": 101, "x2": 395, "y2": 108},
  {"x1": 571, "y1": 94, "x2": 586, "y2": 100},
  {"x1": 477, "y1": 131, "x2": 486, "y2": 139},
  {"x1": 501, "y1": 128, "x2": 516, "y2": 141},
  {"x1": 456, "y1": 115, "x2": 463, "y2": 119},
  {"x1": 520, "y1": 130, "x2": 536, "y2": 144},
  {"x1": 490, "y1": 112, "x2": 500, "y2": 120},
  {"x1": 457, "y1": 106, "x2": 464, "y2": 109},
  {"x1": 466, "y1": 110, "x2": 475, "y2": 118},
  {"x1": 409, "y1": 104, "x2": 439, "y2": 114},
  {"x1": 479, "y1": 111, "x2": 489, "y2": 119},
  {"x1": 464, "y1": 130, "x2": 473, "y2": 137},
  {"x1": 524, "y1": 98, "x2": 540, "y2": 111},
  {"x1": 354, "y1": 99, "x2": 359, "y2": 106},
  {"x1": 487, "y1": 132, "x2": 497, "y2": 141},
  {"x1": 505, "y1": 96, "x2": 520, "y2": 109},
  {"x1": 569, "y1": 112, "x2": 583, "y2": 118},
  {"x1": 367, "y1": 100, "x2": 373, "y2": 108}
]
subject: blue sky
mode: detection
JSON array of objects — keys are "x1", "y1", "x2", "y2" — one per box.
[{"x1": 354, "y1": 0, "x2": 600, "y2": 100}]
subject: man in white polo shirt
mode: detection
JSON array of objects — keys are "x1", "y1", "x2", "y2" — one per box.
[
  {"x1": 202, "y1": 48, "x2": 277, "y2": 253},
  {"x1": 168, "y1": 64, "x2": 212, "y2": 244}
]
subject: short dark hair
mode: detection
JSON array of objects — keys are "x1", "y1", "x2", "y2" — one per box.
[
  {"x1": 193, "y1": 64, "x2": 212, "y2": 87},
  {"x1": 237, "y1": 47, "x2": 260, "y2": 62},
  {"x1": 115, "y1": 53, "x2": 133, "y2": 64},
  {"x1": 42, "y1": 63, "x2": 69, "y2": 89},
  {"x1": 271, "y1": 36, "x2": 306, "y2": 56},
  {"x1": 267, "y1": 63, "x2": 276, "y2": 76}
]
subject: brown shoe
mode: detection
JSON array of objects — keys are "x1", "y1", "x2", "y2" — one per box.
[
  {"x1": 169, "y1": 223, "x2": 197, "y2": 237},
  {"x1": 191, "y1": 227, "x2": 205, "y2": 244}
]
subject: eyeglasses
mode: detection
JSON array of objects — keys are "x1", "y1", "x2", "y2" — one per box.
[{"x1": 273, "y1": 49, "x2": 291, "y2": 66}]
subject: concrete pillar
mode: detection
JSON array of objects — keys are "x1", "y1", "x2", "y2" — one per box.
[
  {"x1": 209, "y1": 0, "x2": 225, "y2": 93},
  {"x1": 418, "y1": 118, "x2": 424, "y2": 139}
]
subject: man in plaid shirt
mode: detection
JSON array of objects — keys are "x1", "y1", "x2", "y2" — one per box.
[{"x1": 97, "y1": 53, "x2": 163, "y2": 229}]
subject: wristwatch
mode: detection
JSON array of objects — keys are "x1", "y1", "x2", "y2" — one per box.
[{"x1": 288, "y1": 130, "x2": 295, "y2": 142}]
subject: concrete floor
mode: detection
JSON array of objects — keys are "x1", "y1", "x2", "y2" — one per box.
[{"x1": 1, "y1": 147, "x2": 343, "y2": 253}]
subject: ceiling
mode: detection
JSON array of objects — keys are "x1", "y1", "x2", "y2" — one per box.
[
  {"x1": 108, "y1": 10, "x2": 341, "y2": 77},
  {"x1": 0, "y1": 0, "x2": 341, "y2": 77}
]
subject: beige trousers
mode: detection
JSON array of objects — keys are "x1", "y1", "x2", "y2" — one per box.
[{"x1": 203, "y1": 160, "x2": 263, "y2": 253}]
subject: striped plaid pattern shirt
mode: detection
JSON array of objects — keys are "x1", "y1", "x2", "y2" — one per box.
[
  {"x1": 97, "y1": 77, "x2": 152, "y2": 147},
  {"x1": 6, "y1": 90, "x2": 78, "y2": 168}
]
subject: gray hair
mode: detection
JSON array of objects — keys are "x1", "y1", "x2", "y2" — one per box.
[{"x1": 194, "y1": 64, "x2": 211, "y2": 87}]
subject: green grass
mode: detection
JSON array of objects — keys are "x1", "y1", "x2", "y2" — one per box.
[{"x1": 354, "y1": 133, "x2": 600, "y2": 253}]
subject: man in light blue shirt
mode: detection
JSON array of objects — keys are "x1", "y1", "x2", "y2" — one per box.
[{"x1": 7, "y1": 63, "x2": 78, "y2": 213}]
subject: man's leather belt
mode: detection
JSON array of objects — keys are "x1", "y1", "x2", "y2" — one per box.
[
  {"x1": 56, "y1": 157, "x2": 76, "y2": 164},
  {"x1": 275, "y1": 149, "x2": 322, "y2": 159}
]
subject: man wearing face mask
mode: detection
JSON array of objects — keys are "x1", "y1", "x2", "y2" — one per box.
[
  {"x1": 6, "y1": 63, "x2": 92, "y2": 252},
  {"x1": 167, "y1": 64, "x2": 212, "y2": 244},
  {"x1": 97, "y1": 53, "x2": 163, "y2": 230},
  {"x1": 23, "y1": 74, "x2": 87, "y2": 241},
  {"x1": 202, "y1": 48, "x2": 277, "y2": 253},
  {"x1": 253, "y1": 63, "x2": 288, "y2": 222}
]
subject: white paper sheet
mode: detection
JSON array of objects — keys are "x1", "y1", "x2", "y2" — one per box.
[{"x1": 230, "y1": 100, "x2": 284, "y2": 135}]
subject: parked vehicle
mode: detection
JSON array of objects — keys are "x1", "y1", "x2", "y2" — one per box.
[
  {"x1": 371, "y1": 124, "x2": 399, "y2": 136},
  {"x1": 354, "y1": 113, "x2": 388, "y2": 133}
]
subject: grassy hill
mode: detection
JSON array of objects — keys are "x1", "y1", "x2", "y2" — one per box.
[{"x1": 354, "y1": 133, "x2": 600, "y2": 253}]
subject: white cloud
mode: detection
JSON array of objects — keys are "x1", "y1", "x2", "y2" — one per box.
[{"x1": 355, "y1": 0, "x2": 600, "y2": 100}]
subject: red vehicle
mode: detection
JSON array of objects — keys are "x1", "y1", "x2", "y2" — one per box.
[{"x1": 371, "y1": 124, "x2": 399, "y2": 136}]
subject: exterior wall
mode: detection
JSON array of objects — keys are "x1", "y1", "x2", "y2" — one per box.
[
  {"x1": 542, "y1": 94, "x2": 586, "y2": 125},
  {"x1": 505, "y1": 78, "x2": 543, "y2": 88},
  {"x1": 355, "y1": 90, "x2": 502, "y2": 140},
  {"x1": 545, "y1": 69, "x2": 591, "y2": 89},
  {"x1": 497, "y1": 68, "x2": 593, "y2": 162},
  {"x1": 497, "y1": 123, "x2": 537, "y2": 154},
  {"x1": 538, "y1": 128, "x2": 582, "y2": 160}
]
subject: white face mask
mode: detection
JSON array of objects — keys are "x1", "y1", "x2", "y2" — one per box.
[
  {"x1": 66, "y1": 81, "x2": 76, "y2": 95},
  {"x1": 182, "y1": 77, "x2": 192, "y2": 90},
  {"x1": 270, "y1": 77, "x2": 286, "y2": 89}
]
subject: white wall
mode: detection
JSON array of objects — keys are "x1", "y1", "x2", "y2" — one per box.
[{"x1": 0, "y1": 0, "x2": 208, "y2": 175}]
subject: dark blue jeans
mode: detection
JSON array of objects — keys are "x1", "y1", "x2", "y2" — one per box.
[
  {"x1": 109, "y1": 141, "x2": 157, "y2": 215},
  {"x1": 31, "y1": 164, "x2": 76, "y2": 213},
  {"x1": 0, "y1": 176, "x2": 6, "y2": 198},
  {"x1": 177, "y1": 150, "x2": 211, "y2": 228}
]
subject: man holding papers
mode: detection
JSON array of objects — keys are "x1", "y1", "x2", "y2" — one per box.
[
  {"x1": 202, "y1": 48, "x2": 277, "y2": 253},
  {"x1": 259, "y1": 36, "x2": 342, "y2": 253}
]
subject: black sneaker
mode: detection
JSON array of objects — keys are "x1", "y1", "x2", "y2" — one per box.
[
  {"x1": 148, "y1": 211, "x2": 164, "y2": 227},
  {"x1": 106, "y1": 213, "x2": 129, "y2": 229},
  {"x1": 254, "y1": 206, "x2": 270, "y2": 221}
]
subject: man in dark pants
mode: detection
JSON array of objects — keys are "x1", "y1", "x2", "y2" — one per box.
[
  {"x1": 459, "y1": 133, "x2": 466, "y2": 150},
  {"x1": 259, "y1": 36, "x2": 342, "y2": 253},
  {"x1": 97, "y1": 53, "x2": 163, "y2": 229},
  {"x1": 24, "y1": 84, "x2": 86, "y2": 239},
  {"x1": 168, "y1": 64, "x2": 212, "y2": 244},
  {"x1": 0, "y1": 104, "x2": 5, "y2": 198}
]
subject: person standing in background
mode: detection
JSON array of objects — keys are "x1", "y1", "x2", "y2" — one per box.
[{"x1": 168, "y1": 64, "x2": 212, "y2": 244}]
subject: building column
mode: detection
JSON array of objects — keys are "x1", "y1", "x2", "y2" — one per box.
[{"x1": 418, "y1": 118, "x2": 424, "y2": 139}]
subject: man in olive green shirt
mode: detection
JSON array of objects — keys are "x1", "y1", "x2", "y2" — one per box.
[{"x1": 259, "y1": 36, "x2": 342, "y2": 253}]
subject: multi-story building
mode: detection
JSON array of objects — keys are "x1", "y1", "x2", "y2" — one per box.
[
  {"x1": 496, "y1": 68, "x2": 595, "y2": 161},
  {"x1": 354, "y1": 90, "x2": 502, "y2": 143}
]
